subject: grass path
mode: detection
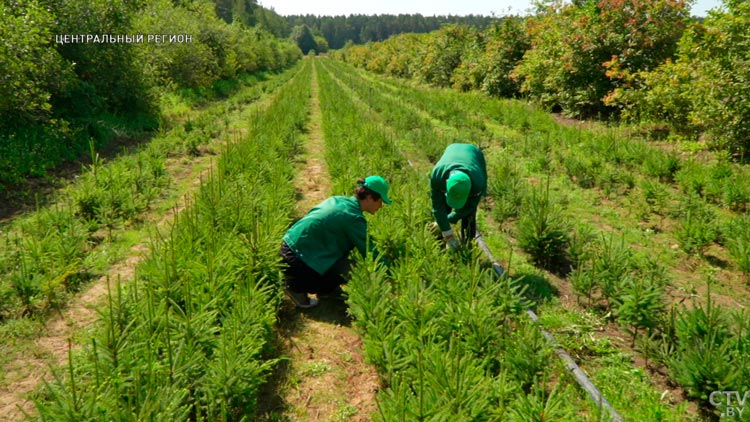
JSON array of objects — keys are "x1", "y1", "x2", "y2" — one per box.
[{"x1": 262, "y1": 58, "x2": 380, "y2": 422}]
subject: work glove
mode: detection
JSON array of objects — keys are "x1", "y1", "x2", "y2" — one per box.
[
  {"x1": 446, "y1": 237, "x2": 459, "y2": 250},
  {"x1": 442, "y1": 230, "x2": 459, "y2": 251}
]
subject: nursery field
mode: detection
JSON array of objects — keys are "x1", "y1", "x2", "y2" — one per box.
[{"x1": 2, "y1": 56, "x2": 750, "y2": 421}]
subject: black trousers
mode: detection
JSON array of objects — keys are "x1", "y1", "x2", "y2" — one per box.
[
  {"x1": 279, "y1": 241, "x2": 350, "y2": 295},
  {"x1": 460, "y1": 212, "x2": 477, "y2": 242},
  {"x1": 446, "y1": 203, "x2": 477, "y2": 243}
]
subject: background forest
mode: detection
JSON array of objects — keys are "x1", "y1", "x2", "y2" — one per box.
[
  {"x1": 2, "y1": 0, "x2": 748, "y2": 192},
  {"x1": 0, "y1": 0, "x2": 301, "y2": 192}
]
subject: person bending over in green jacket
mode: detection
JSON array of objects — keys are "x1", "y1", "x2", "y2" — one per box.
[
  {"x1": 279, "y1": 175, "x2": 392, "y2": 308},
  {"x1": 430, "y1": 143, "x2": 487, "y2": 250}
]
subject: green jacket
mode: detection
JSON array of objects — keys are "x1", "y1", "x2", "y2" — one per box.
[
  {"x1": 283, "y1": 196, "x2": 375, "y2": 275},
  {"x1": 430, "y1": 143, "x2": 487, "y2": 232}
]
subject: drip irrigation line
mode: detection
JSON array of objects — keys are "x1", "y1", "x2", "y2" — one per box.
[
  {"x1": 475, "y1": 234, "x2": 623, "y2": 422},
  {"x1": 394, "y1": 137, "x2": 622, "y2": 421}
]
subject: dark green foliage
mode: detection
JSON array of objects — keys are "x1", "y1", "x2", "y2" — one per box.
[
  {"x1": 721, "y1": 173, "x2": 750, "y2": 212},
  {"x1": 507, "y1": 384, "x2": 576, "y2": 422},
  {"x1": 252, "y1": 6, "x2": 289, "y2": 38},
  {"x1": 0, "y1": 123, "x2": 80, "y2": 187},
  {"x1": 0, "y1": 0, "x2": 73, "y2": 125},
  {"x1": 674, "y1": 193, "x2": 717, "y2": 256},
  {"x1": 291, "y1": 24, "x2": 317, "y2": 55},
  {"x1": 642, "y1": 150, "x2": 681, "y2": 183},
  {"x1": 315, "y1": 57, "x2": 590, "y2": 420},
  {"x1": 0, "y1": 66, "x2": 292, "y2": 326},
  {"x1": 723, "y1": 214, "x2": 750, "y2": 280},
  {"x1": 487, "y1": 156, "x2": 527, "y2": 222},
  {"x1": 0, "y1": 206, "x2": 90, "y2": 319},
  {"x1": 0, "y1": 0, "x2": 300, "y2": 192},
  {"x1": 33, "y1": 62, "x2": 311, "y2": 420},
  {"x1": 614, "y1": 277, "x2": 665, "y2": 346},
  {"x1": 614, "y1": 3, "x2": 750, "y2": 158},
  {"x1": 51, "y1": 0, "x2": 153, "y2": 117},
  {"x1": 628, "y1": 177, "x2": 671, "y2": 229},
  {"x1": 517, "y1": 181, "x2": 570, "y2": 274},
  {"x1": 333, "y1": 1, "x2": 749, "y2": 162},
  {"x1": 570, "y1": 266, "x2": 597, "y2": 306},
  {"x1": 673, "y1": 157, "x2": 750, "y2": 212},
  {"x1": 570, "y1": 233, "x2": 636, "y2": 308},
  {"x1": 593, "y1": 235, "x2": 633, "y2": 304},
  {"x1": 503, "y1": 320, "x2": 553, "y2": 392},
  {"x1": 287, "y1": 13, "x2": 500, "y2": 50},
  {"x1": 133, "y1": 0, "x2": 223, "y2": 88},
  {"x1": 478, "y1": 18, "x2": 530, "y2": 98},
  {"x1": 687, "y1": 3, "x2": 750, "y2": 158},
  {"x1": 72, "y1": 149, "x2": 167, "y2": 230},
  {"x1": 213, "y1": 0, "x2": 258, "y2": 25},
  {"x1": 562, "y1": 153, "x2": 602, "y2": 189},
  {"x1": 0, "y1": 0, "x2": 77, "y2": 189},
  {"x1": 675, "y1": 158, "x2": 713, "y2": 197},
  {"x1": 666, "y1": 287, "x2": 745, "y2": 408}
]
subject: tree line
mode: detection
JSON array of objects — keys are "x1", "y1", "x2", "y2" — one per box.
[
  {"x1": 283, "y1": 13, "x2": 501, "y2": 51},
  {"x1": 333, "y1": 0, "x2": 750, "y2": 160},
  {"x1": 0, "y1": 0, "x2": 301, "y2": 192}
]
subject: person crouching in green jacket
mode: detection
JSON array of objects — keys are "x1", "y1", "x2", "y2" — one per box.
[
  {"x1": 430, "y1": 143, "x2": 487, "y2": 250},
  {"x1": 280, "y1": 175, "x2": 392, "y2": 308}
]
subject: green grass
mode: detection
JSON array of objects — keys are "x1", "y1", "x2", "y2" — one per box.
[{"x1": 538, "y1": 304, "x2": 697, "y2": 421}]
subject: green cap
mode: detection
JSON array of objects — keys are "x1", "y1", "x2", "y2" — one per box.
[
  {"x1": 363, "y1": 175, "x2": 392, "y2": 204},
  {"x1": 446, "y1": 171, "x2": 471, "y2": 209}
]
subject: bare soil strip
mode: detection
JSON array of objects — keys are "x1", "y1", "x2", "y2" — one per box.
[{"x1": 265, "y1": 59, "x2": 380, "y2": 422}]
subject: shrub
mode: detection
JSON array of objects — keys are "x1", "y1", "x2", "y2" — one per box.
[
  {"x1": 674, "y1": 193, "x2": 717, "y2": 256},
  {"x1": 642, "y1": 150, "x2": 681, "y2": 183},
  {"x1": 562, "y1": 152, "x2": 601, "y2": 189},
  {"x1": 0, "y1": 0, "x2": 73, "y2": 125},
  {"x1": 487, "y1": 157, "x2": 527, "y2": 222},
  {"x1": 132, "y1": 0, "x2": 222, "y2": 89},
  {"x1": 614, "y1": 277, "x2": 665, "y2": 346},
  {"x1": 723, "y1": 214, "x2": 750, "y2": 282},
  {"x1": 416, "y1": 25, "x2": 475, "y2": 88},
  {"x1": 478, "y1": 18, "x2": 529, "y2": 98},
  {"x1": 515, "y1": 0, "x2": 688, "y2": 118},
  {"x1": 517, "y1": 180, "x2": 570, "y2": 274},
  {"x1": 51, "y1": 0, "x2": 153, "y2": 117},
  {"x1": 612, "y1": 2, "x2": 750, "y2": 158},
  {"x1": 507, "y1": 384, "x2": 575, "y2": 422},
  {"x1": 675, "y1": 158, "x2": 710, "y2": 196},
  {"x1": 666, "y1": 287, "x2": 742, "y2": 410}
]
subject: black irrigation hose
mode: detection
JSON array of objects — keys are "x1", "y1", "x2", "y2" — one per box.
[
  {"x1": 475, "y1": 234, "x2": 624, "y2": 422},
  {"x1": 337, "y1": 63, "x2": 623, "y2": 420}
]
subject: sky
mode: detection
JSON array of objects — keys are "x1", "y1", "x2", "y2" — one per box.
[{"x1": 257, "y1": 0, "x2": 724, "y2": 18}]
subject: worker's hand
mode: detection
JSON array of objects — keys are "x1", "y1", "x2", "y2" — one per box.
[
  {"x1": 446, "y1": 237, "x2": 459, "y2": 250},
  {"x1": 427, "y1": 222, "x2": 442, "y2": 240},
  {"x1": 442, "y1": 230, "x2": 459, "y2": 250}
]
